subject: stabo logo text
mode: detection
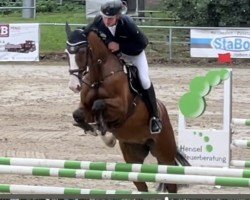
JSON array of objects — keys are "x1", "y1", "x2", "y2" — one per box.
[{"x1": 212, "y1": 36, "x2": 250, "y2": 52}]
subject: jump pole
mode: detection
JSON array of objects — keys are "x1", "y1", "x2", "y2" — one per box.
[
  {"x1": 1, "y1": 157, "x2": 250, "y2": 178},
  {"x1": 0, "y1": 184, "x2": 151, "y2": 194},
  {"x1": 231, "y1": 140, "x2": 250, "y2": 149},
  {"x1": 0, "y1": 165, "x2": 250, "y2": 187},
  {"x1": 232, "y1": 118, "x2": 250, "y2": 126},
  {"x1": 230, "y1": 160, "x2": 250, "y2": 168}
]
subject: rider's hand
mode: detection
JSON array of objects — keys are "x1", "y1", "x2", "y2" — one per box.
[{"x1": 108, "y1": 42, "x2": 120, "y2": 53}]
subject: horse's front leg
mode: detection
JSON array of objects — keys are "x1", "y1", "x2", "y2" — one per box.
[
  {"x1": 72, "y1": 107, "x2": 98, "y2": 136},
  {"x1": 92, "y1": 97, "x2": 126, "y2": 134},
  {"x1": 92, "y1": 99, "x2": 107, "y2": 135}
]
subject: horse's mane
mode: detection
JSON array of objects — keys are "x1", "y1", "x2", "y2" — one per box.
[{"x1": 87, "y1": 31, "x2": 110, "y2": 63}]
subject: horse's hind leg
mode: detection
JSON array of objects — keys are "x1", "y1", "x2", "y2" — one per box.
[
  {"x1": 156, "y1": 159, "x2": 177, "y2": 193},
  {"x1": 119, "y1": 141, "x2": 149, "y2": 192},
  {"x1": 150, "y1": 136, "x2": 178, "y2": 193}
]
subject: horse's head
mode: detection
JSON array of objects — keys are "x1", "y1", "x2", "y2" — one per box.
[
  {"x1": 66, "y1": 22, "x2": 124, "y2": 94},
  {"x1": 65, "y1": 22, "x2": 89, "y2": 93}
]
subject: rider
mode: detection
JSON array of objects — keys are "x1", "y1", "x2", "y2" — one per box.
[{"x1": 84, "y1": 0, "x2": 162, "y2": 134}]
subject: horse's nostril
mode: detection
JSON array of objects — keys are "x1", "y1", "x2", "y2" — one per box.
[
  {"x1": 69, "y1": 84, "x2": 81, "y2": 93},
  {"x1": 77, "y1": 85, "x2": 82, "y2": 91}
]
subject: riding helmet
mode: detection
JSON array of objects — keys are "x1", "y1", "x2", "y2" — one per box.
[{"x1": 100, "y1": 0, "x2": 127, "y2": 17}]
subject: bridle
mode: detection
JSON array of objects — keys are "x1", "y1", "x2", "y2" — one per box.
[
  {"x1": 66, "y1": 40, "x2": 90, "y2": 86},
  {"x1": 66, "y1": 30, "x2": 129, "y2": 91}
]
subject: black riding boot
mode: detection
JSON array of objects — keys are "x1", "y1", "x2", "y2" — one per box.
[{"x1": 143, "y1": 83, "x2": 163, "y2": 134}]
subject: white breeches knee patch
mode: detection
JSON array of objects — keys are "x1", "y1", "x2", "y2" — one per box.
[{"x1": 121, "y1": 51, "x2": 151, "y2": 89}]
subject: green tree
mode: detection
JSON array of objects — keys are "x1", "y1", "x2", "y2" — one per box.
[{"x1": 161, "y1": 0, "x2": 250, "y2": 26}]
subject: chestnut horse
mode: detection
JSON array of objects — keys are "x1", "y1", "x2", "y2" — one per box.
[{"x1": 65, "y1": 24, "x2": 190, "y2": 193}]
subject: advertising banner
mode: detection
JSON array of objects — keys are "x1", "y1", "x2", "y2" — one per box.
[
  {"x1": 190, "y1": 29, "x2": 250, "y2": 58},
  {"x1": 178, "y1": 69, "x2": 232, "y2": 167},
  {"x1": 0, "y1": 23, "x2": 39, "y2": 61}
]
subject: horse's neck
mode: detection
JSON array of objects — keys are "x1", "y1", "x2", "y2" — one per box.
[
  {"x1": 88, "y1": 31, "x2": 122, "y2": 71},
  {"x1": 88, "y1": 32, "x2": 109, "y2": 64}
]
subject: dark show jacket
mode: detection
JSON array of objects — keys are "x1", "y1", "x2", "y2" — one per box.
[{"x1": 85, "y1": 15, "x2": 149, "y2": 56}]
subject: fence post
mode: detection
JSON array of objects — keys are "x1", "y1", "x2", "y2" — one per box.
[
  {"x1": 22, "y1": 0, "x2": 36, "y2": 19},
  {"x1": 168, "y1": 28, "x2": 172, "y2": 60}
]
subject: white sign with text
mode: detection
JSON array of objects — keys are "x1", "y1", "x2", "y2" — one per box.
[
  {"x1": 190, "y1": 29, "x2": 250, "y2": 58},
  {"x1": 0, "y1": 23, "x2": 39, "y2": 61}
]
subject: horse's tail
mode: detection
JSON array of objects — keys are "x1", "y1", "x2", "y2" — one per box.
[{"x1": 175, "y1": 150, "x2": 191, "y2": 166}]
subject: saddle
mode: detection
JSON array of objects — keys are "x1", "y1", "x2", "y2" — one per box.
[{"x1": 122, "y1": 60, "x2": 144, "y2": 96}]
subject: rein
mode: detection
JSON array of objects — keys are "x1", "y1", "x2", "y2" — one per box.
[
  {"x1": 89, "y1": 67, "x2": 125, "y2": 89},
  {"x1": 81, "y1": 44, "x2": 127, "y2": 89}
]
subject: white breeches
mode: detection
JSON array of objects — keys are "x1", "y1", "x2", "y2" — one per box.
[{"x1": 121, "y1": 50, "x2": 151, "y2": 89}]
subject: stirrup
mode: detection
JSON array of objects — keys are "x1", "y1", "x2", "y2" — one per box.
[{"x1": 149, "y1": 117, "x2": 162, "y2": 134}]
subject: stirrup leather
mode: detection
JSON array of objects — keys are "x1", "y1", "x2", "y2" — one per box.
[{"x1": 149, "y1": 117, "x2": 162, "y2": 134}]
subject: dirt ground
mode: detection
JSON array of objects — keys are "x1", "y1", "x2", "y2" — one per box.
[{"x1": 0, "y1": 62, "x2": 250, "y2": 194}]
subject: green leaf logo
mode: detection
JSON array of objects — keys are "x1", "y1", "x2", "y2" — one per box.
[{"x1": 179, "y1": 69, "x2": 230, "y2": 119}]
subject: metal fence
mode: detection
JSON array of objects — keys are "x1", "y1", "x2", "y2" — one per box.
[
  {"x1": 0, "y1": 0, "x2": 36, "y2": 18},
  {"x1": 39, "y1": 23, "x2": 190, "y2": 61},
  {"x1": 38, "y1": 23, "x2": 250, "y2": 61}
]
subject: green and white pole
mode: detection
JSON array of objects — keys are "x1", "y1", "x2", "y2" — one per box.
[
  {"x1": 232, "y1": 140, "x2": 250, "y2": 149},
  {"x1": 0, "y1": 184, "x2": 151, "y2": 194},
  {"x1": 1, "y1": 157, "x2": 250, "y2": 178},
  {"x1": 231, "y1": 160, "x2": 250, "y2": 168},
  {"x1": 232, "y1": 118, "x2": 250, "y2": 126},
  {"x1": 0, "y1": 165, "x2": 250, "y2": 187}
]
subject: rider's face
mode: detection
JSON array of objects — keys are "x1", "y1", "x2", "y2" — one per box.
[{"x1": 102, "y1": 15, "x2": 119, "y2": 27}]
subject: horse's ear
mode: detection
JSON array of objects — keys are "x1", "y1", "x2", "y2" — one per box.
[{"x1": 65, "y1": 21, "x2": 71, "y2": 40}]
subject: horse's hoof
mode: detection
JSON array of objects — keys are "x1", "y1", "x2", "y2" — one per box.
[
  {"x1": 156, "y1": 183, "x2": 167, "y2": 193},
  {"x1": 156, "y1": 183, "x2": 177, "y2": 193},
  {"x1": 73, "y1": 122, "x2": 86, "y2": 130},
  {"x1": 101, "y1": 128, "x2": 107, "y2": 135},
  {"x1": 73, "y1": 122, "x2": 83, "y2": 128},
  {"x1": 73, "y1": 122, "x2": 94, "y2": 131},
  {"x1": 73, "y1": 122, "x2": 98, "y2": 136},
  {"x1": 85, "y1": 130, "x2": 98, "y2": 136}
]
